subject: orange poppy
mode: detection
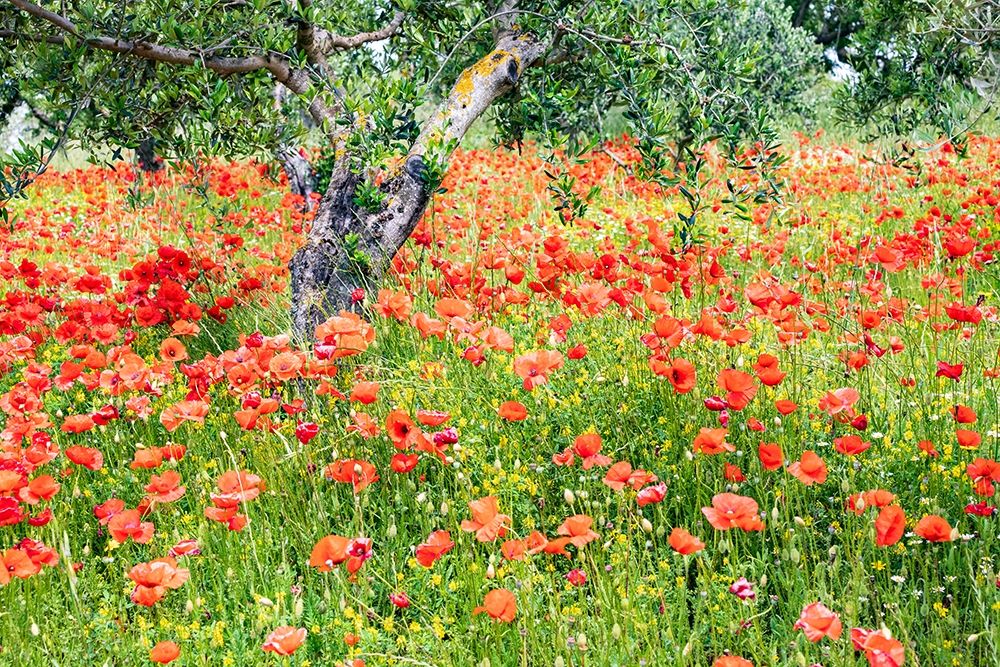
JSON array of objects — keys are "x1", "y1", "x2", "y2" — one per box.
[
  {"x1": 663, "y1": 357, "x2": 697, "y2": 393},
  {"x1": 753, "y1": 354, "x2": 786, "y2": 386},
  {"x1": 415, "y1": 530, "x2": 454, "y2": 568},
  {"x1": 350, "y1": 381, "x2": 380, "y2": 405},
  {"x1": 158, "y1": 337, "x2": 188, "y2": 363},
  {"x1": 473, "y1": 588, "x2": 517, "y2": 622},
  {"x1": 693, "y1": 428, "x2": 733, "y2": 455},
  {"x1": 757, "y1": 443, "x2": 783, "y2": 471},
  {"x1": 668, "y1": 527, "x2": 705, "y2": 555},
  {"x1": 713, "y1": 658, "x2": 753, "y2": 667},
  {"x1": 128, "y1": 557, "x2": 189, "y2": 606},
  {"x1": 557, "y1": 514, "x2": 600, "y2": 548},
  {"x1": 513, "y1": 350, "x2": 564, "y2": 390},
  {"x1": 573, "y1": 432, "x2": 611, "y2": 469},
  {"x1": 309, "y1": 535, "x2": 350, "y2": 572},
  {"x1": 1, "y1": 548, "x2": 40, "y2": 582},
  {"x1": 956, "y1": 429, "x2": 981, "y2": 449},
  {"x1": 914, "y1": 514, "x2": 953, "y2": 542},
  {"x1": 144, "y1": 470, "x2": 186, "y2": 504},
  {"x1": 65, "y1": 446, "x2": 104, "y2": 470},
  {"x1": 834, "y1": 434, "x2": 871, "y2": 456},
  {"x1": 18, "y1": 475, "x2": 59, "y2": 504},
  {"x1": 261, "y1": 626, "x2": 307, "y2": 656},
  {"x1": 109, "y1": 509, "x2": 155, "y2": 544},
  {"x1": 324, "y1": 459, "x2": 380, "y2": 493},
  {"x1": 460, "y1": 496, "x2": 511, "y2": 542},
  {"x1": 717, "y1": 369, "x2": 758, "y2": 410},
  {"x1": 131, "y1": 447, "x2": 164, "y2": 469},
  {"x1": 775, "y1": 399, "x2": 797, "y2": 415},
  {"x1": 498, "y1": 401, "x2": 528, "y2": 421},
  {"x1": 794, "y1": 601, "x2": 842, "y2": 642},
  {"x1": 875, "y1": 505, "x2": 905, "y2": 546},
  {"x1": 787, "y1": 450, "x2": 827, "y2": 485},
  {"x1": 702, "y1": 493, "x2": 765, "y2": 532},
  {"x1": 149, "y1": 640, "x2": 181, "y2": 664}
]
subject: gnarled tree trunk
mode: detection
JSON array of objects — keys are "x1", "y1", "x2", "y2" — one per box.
[
  {"x1": 289, "y1": 157, "x2": 428, "y2": 340},
  {"x1": 289, "y1": 33, "x2": 547, "y2": 341}
]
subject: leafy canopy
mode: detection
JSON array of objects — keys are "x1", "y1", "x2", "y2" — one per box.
[{"x1": 1, "y1": 0, "x2": 996, "y2": 216}]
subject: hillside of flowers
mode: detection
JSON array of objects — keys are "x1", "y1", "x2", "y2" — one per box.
[{"x1": 0, "y1": 134, "x2": 998, "y2": 666}]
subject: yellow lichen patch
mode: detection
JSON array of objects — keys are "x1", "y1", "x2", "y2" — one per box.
[{"x1": 452, "y1": 49, "x2": 521, "y2": 105}]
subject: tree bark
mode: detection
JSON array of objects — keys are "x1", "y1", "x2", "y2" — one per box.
[
  {"x1": 136, "y1": 136, "x2": 162, "y2": 172},
  {"x1": 288, "y1": 33, "x2": 548, "y2": 342},
  {"x1": 288, "y1": 156, "x2": 429, "y2": 340},
  {"x1": 276, "y1": 144, "x2": 316, "y2": 211}
]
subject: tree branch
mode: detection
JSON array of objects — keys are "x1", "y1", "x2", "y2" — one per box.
[
  {"x1": 9, "y1": 0, "x2": 337, "y2": 126},
  {"x1": 314, "y1": 11, "x2": 405, "y2": 53},
  {"x1": 410, "y1": 33, "x2": 548, "y2": 161},
  {"x1": 371, "y1": 32, "x2": 548, "y2": 256}
]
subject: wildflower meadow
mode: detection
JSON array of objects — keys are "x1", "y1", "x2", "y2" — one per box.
[{"x1": 0, "y1": 132, "x2": 997, "y2": 666}]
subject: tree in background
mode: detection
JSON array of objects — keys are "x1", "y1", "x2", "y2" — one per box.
[{"x1": 1, "y1": 0, "x2": 996, "y2": 338}]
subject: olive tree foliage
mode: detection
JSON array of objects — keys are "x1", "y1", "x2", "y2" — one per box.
[
  {"x1": 834, "y1": 0, "x2": 999, "y2": 151},
  {"x1": 789, "y1": 0, "x2": 999, "y2": 151},
  {"x1": 0, "y1": 0, "x2": 995, "y2": 338},
  {"x1": 667, "y1": 0, "x2": 822, "y2": 167}
]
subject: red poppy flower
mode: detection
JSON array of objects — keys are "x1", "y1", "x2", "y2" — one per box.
[
  {"x1": 473, "y1": 589, "x2": 517, "y2": 622},
  {"x1": 914, "y1": 514, "x2": 953, "y2": 542},
  {"x1": 410, "y1": 527, "x2": 452, "y2": 567},
  {"x1": 794, "y1": 601, "x2": 842, "y2": 642},
  {"x1": 668, "y1": 527, "x2": 705, "y2": 555},
  {"x1": 261, "y1": 626, "x2": 307, "y2": 656},
  {"x1": 460, "y1": 496, "x2": 510, "y2": 542}
]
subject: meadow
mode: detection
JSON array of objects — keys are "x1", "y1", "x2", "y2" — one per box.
[{"x1": 0, "y1": 134, "x2": 998, "y2": 666}]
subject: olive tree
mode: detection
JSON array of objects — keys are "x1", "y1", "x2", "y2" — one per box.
[{"x1": 1, "y1": 0, "x2": 995, "y2": 338}]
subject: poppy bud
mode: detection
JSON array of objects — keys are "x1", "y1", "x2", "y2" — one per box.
[
  {"x1": 850, "y1": 414, "x2": 868, "y2": 430},
  {"x1": 704, "y1": 396, "x2": 727, "y2": 411},
  {"x1": 640, "y1": 518, "x2": 653, "y2": 533},
  {"x1": 390, "y1": 592, "x2": 410, "y2": 608},
  {"x1": 563, "y1": 489, "x2": 576, "y2": 505},
  {"x1": 351, "y1": 288, "x2": 366, "y2": 303},
  {"x1": 485, "y1": 563, "x2": 496, "y2": 579},
  {"x1": 575, "y1": 633, "x2": 588, "y2": 651}
]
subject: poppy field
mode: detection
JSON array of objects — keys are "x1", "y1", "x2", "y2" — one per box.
[{"x1": 1, "y1": 134, "x2": 999, "y2": 666}]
